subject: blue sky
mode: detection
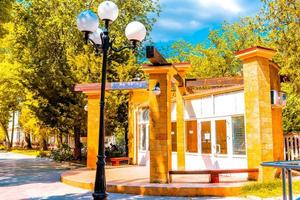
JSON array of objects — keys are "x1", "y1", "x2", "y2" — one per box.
[{"x1": 149, "y1": 0, "x2": 263, "y2": 45}]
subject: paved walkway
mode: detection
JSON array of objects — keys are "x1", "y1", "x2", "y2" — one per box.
[
  {"x1": 0, "y1": 152, "x2": 261, "y2": 199},
  {"x1": 0, "y1": 152, "x2": 296, "y2": 200}
]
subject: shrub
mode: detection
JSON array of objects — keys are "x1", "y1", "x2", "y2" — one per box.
[
  {"x1": 37, "y1": 151, "x2": 50, "y2": 158},
  {"x1": 49, "y1": 143, "x2": 74, "y2": 162},
  {"x1": 0, "y1": 145, "x2": 7, "y2": 151},
  {"x1": 105, "y1": 144, "x2": 125, "y2": 158}
]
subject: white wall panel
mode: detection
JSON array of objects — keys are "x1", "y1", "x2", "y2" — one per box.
[
  {"x1": 200, "y1": 96, "x2": 214, "y2": 117},
  {"x1": 235, "y1": 91, "x2": 245, "y2": 114}
]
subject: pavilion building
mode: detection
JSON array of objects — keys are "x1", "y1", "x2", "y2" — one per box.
[{"x1": 75, "y1": 46, "x2": 284, "y2": 183}]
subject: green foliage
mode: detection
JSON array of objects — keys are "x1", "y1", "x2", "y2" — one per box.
[
  {"x1": 50, "y1": 143, "x2": 74, "y2": 162},
  {"x1": 0, "y1": 0, "x2": 13, "y2": 37},
  {"x1": 9, "y1": 0, "x2": 159, "y2": 151},
  {"x1": 256, "y1": 0, "x2": 300, "y2": 133},
  {"x1": 0, "y1": 23, "x2": 24, "y2": 146},
  {"x1": 259, "y1": 0, "x2": 300, "y2": 93},
  {"x1": 241, "y1": 179, "x2": 300, "y2": 198},
  {"x1": 170, "y1": 18, "x2": 268, "y2": 79},
  {"x1": 37, "y1": 150, "x2": 50, "y2": 158},
  {"x1": 282, "y1": 84, "x2": 300, "y2": 132},
  {"x1": 105, "y1": 145, "x2": 125, "y2": 158},
  {"x1": 11, "y1": 149, "x2": 50, "y2": 156},
  {"x1": 0, "y1": 145, "x2": 7, "y2": 151}
]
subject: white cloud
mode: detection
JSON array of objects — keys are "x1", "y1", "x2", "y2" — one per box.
[
  {"x1": 197, "y1": 0, "x2": 243, "y2": 14},
  {"x1": 156, "y1": 19, "x2": 202, "y2": 30},
  {"x1": 151, "y1": 0, "x2": 262, "y2": 42}
]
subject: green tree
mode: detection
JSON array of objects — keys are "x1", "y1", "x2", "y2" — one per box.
[
  {"x1": 259, "y1": 0, "x2": 300, "y2": 93},
  {"x1": 170, "y1": 18, "x2": 268, "y2": 78},
  {"x1": 258, "y1": 0, "x2": 300, "y2": 133},
  {"x1": 0, "y1": 23, "x2": 24, "y2": 148},
  {"x1": 0, "y1": 0, "x2": 13, "y2": 37},
  {"x1": 12, "y1": 0, "x2": 159, "y2": 157}
]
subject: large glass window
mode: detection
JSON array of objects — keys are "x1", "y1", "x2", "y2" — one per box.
[
  {"x1": 138, "y1": 108, "x2": 149, "y2": 151},
  {"x1": 185, "y1": 120, "x2": 198, "y2": 153},
  {"x1": 232, "y1": 116, "x2": 246, "y2": 155}
]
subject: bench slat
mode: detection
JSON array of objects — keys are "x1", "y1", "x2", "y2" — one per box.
[
  {"x1": 169, "y1": 168, "x2": 258, "y2": 175},
  {"x1": 110, "y1": 157, "x2": 129, "y2": 161},
  {"x1": 169, "y1": 168, "x2": 259, "y2": 183}
]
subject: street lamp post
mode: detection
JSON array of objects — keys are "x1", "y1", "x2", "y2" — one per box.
[{"x1": 76, "y1": 1, "x2": 147, "y2": 200}]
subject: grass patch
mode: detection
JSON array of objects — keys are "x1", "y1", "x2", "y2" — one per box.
[
  {"x1": 11, "y1": 149, "x2": 50, "y2": 157},
  {"x1": 241, "y1": 179, "x2": 300, "y2": 198}
]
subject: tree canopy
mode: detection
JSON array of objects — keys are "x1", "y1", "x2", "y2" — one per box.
[
  {"x1": 5, "y1": 0, "x2": 160, "y2": 150},
  {"x1": 0, "y1": 0, "x2": 13, "y2": 37}
]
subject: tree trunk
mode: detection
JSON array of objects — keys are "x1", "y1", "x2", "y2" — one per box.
[
  {"x1": 39, "y1": 131, "x2": 48, "y2": 151},
  {"x1": 125, "y1": 125, "x2": 128, "y2": 157},
  {"x1": 0, "y1": 123, "x2": 11, "y2": 149},
  {"x1": 39, "y1": 136, "x2": 48, "y2": 151},
  {"x1": 10, "y1": 110, "x2": 15, "y2": 148},
  {"x1": 41, "y1": 138, "x2": 48, "y2": 151},
  {"x1": 25, "y1": 133, "x2": 32, "y2": 149},
  {"x1": 57, "y1": 132, "x2": 63, "y2": 147},
  {"x1": 74, "y1": 126, "x2": 81, "y2": 160}
]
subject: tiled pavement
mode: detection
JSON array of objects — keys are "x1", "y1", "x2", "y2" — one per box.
[{"x1": 0, "y1": 152, "x2": 278, "y2": 200}]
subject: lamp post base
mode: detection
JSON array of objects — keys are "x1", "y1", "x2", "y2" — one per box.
[{"x1": 92, "y1": 192, "x2": 108, "y2": 200}]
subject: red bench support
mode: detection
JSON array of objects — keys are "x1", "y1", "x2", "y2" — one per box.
[
  {"x1": 169, "y1": 168, "x2": 259, "y2": 183},
  {"x1": 110, "y1": 157, "x2": 130, "y2": 166}
]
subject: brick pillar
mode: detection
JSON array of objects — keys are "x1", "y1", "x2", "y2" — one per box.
[
  {"x1": 87, "y1": 95, "x2": 100, "y2": 169},
  {"x1": 143, "y1": 66, "x2": 176, "y2": 183},
  {"x1": 127, "y1": 92, "x2": 136, "y2": 164},
  {"x1": 236, "y1": 47, "x2": 281, "y2": 181},
  {"x1": 176, "y1": 85, "x2": 185, "y2": 170}
]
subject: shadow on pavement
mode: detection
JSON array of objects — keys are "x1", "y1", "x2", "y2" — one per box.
[{"x1": 0, "y1": 158, "x2": 70, "y2": 187}]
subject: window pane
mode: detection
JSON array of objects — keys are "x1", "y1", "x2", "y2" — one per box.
[
  {"x1": 186, "y1": 120, "x2": 198, "y2": 153},
  {"x1": 215, "y1": 120, "x2": 227, "y2": 154},
  {"x1": 201, "y1": 121, "x2": 211, "y2": 154},
  {"x1": 171, "y1": 122, "x2": 177, "y2": 152},
  {"x1": 139, "y1": 124, "x2": 147, "y2": 151},
  {"x1": 232, "y1": 116, "x2": 246, "y2": 155}
]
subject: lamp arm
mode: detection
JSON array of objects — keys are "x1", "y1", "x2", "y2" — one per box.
[
  {"x1": 111, "y1": 45, "x2": 132, "y2": 53},
  {"x1": 88, "y1": 39, "x2": 102, "y2": 56},
  {"x1": 110, "y1": 37, "x2": 138, "y2": 53}
]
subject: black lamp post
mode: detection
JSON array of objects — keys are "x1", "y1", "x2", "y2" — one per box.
[{"x1": 76, "y1": 1, "x2": 147, "y2": 199}]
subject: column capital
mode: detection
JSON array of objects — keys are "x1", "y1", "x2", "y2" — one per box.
[
  {"x1": 142, "y1": 64, "x2": 177, "y2": 76},
  {"x1": 235, "y1": 46, "x2": 276, "y2": 63}
]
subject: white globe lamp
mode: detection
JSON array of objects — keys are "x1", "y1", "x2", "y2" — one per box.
[
  {"x1": 77, "y1": 10, "x2": 99, "y2": 33},
  {"x1": 125, "y1": 21, "x2": 147, "y2": 42},
  {"x1": 98, "y1": 1, "x2": 119, "y2": 22}
]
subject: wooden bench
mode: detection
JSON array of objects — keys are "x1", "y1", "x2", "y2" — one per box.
[
  {"x1": 110, "y1": 157, "x2": 130, "y2": 166},
  {"x1": 169, "y1": 168, "x2": 259, "y2": 183}
]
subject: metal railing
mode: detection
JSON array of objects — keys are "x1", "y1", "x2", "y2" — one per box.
[
  {"x1": 284, "y1": 133, "x2": 300, "y2": 161},
  {"x1": 261, "y1": 160, "x2": 300, "y2": 200}
]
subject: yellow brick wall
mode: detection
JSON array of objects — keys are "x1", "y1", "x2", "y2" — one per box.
[
  {"x1": 149, "y1": 73, "x2": 172, "y2": 183},
  {"x1": 243, "y1": 56, "x2": 283, "y2": 181}
]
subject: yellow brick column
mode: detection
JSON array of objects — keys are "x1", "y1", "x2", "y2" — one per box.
[
  {"x1": 143, "y1": 66, "x2": 176, "y2": 183},
  {"x1": 236, "y1": 47, "x2": 277, "y2": 181},
  {"x1": 127, "y1": 92, "x2": 136, "y2": 164},
  {"x1": 86, "y1": 94, "x2": 100, "y2": 169},
  {"x1": 176, "y1": 85, "x2": 185, "y2": 170}
]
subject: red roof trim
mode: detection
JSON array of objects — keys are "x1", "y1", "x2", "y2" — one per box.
[{"x1": 235, "y1": 46, "x2": 276, "y2": 55}]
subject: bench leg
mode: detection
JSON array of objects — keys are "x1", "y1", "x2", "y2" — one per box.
[
  {"x1": 112, "y1": 161, "x2": 120, "y2": 166},
  {"x1": 210, "y1": 174, "x2": 219, "y2": 183}
]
